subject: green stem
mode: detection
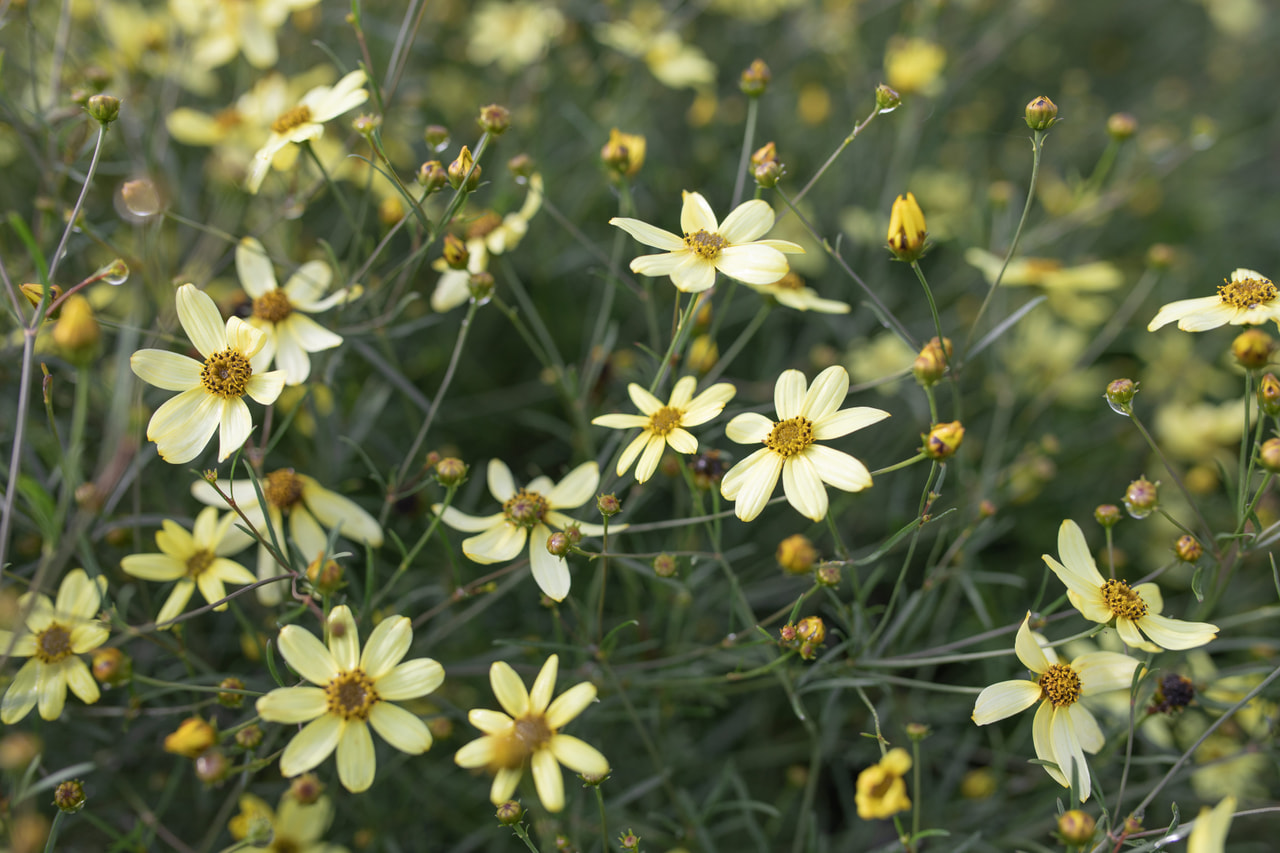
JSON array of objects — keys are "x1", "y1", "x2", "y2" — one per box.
[
  {"x1": 647, "y1": 294, "x2": 702, "y2": 394},
  {"x1": 825, "y1": 506, "x2": 850, "y2": 561},
  {"x1": 303, "y1": 142, "x2": 359, "y2": 235},
  {"x1": 1125, "y1": 406, "x2": 1216, "y2": 552},
  {"x1": 731, "y1": 97, "x2": 759, "y2": 209},
  {"x1": 789, "y1": 105, "x2": 883, "y2": 210},
  {"x1": 1238, "y1": 371, "x2": 1253, "y2": 522},
  {"x1": 704, "y1": 300, "x2": 771, "y2": 385},
  {"x1": 872, "y1": 452, "x2": 928, "y2": 476},
  {"x1": 48, "y1": 124, "x2": 106, "y2": 283}
]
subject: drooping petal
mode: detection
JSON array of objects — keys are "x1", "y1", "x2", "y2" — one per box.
[
  {"x1": 235, "y1": 237, "x2": 279, "y2": 298},
  {"x1": 335, "y1": 721, "x2": 377, "y2": 793},
  {"x1": 1013, "y1": 614, "x2": 1051, "y2": 674},
  {"x1": 1146, "y1": 296, "x2": 1223, "y2": 332},
  {"x1": 665, "y1": 428, "x2": 697, "y2": 455},
  {"x1": 302, "y1": 478, "x2": 383, "y2": 546},
  {"x1": 1115, "y1": 616, "x2": 1160, "y2": 652},
  {"x1": 130, "y1": 350, "x2": 203, "y2": 391},
  {"x1": 272, "y1": 327, "x2": 313, "y2": 386},
  {"x1": 545, "y1": 680, "x2": 596, "y2": 728},
  {"x1": 290, "y1": 506, "x2": 329, "y2": 562},
  {"x1": 1065, "y1": 703, "x2": 1105, "y2": 754},
  {"x1": 530, "y1": 748, "x2": 565, "y2": 812},
  {"x1": 548, "y1": 734, "x2": 609, "y2": 775},
  {"x1": 64, "y1": 658, "x2": 99, "y2": 705},
  {"x1": 1049, "y1": 706, "x2": 1091, "y2": 801},
  {"x1": 1187, "y1": 795, "x2": 1236, "y2": 853},
  {"x1": 278, "y1": 624, "x2": 341, "y2": 686},
  {"x1": 630, "y1": 251, "x2": 686, "y2": 279},
  {"x1": 490, "y1": 661, "x2": 530, "y2": 718},
  {"x1": 782, "y1": 455, "x2": 828, "y2": 522},
  {"x1": 1032, "y1": 700, "x2": 1067, "y2": 787},
  {"x1": 175, "y1": 284, "x2": 227, "y2": 358},
  {"x1": 256, "y1": 686, "x2": 327, "y2": 723},
  {"x1": 812, "y1": 406, "x2": 891, "y2": 440},
  {"x1": 0, "y1": 660, "x2": 39, "y2": 724},
  {"x1": 547, "y1": 461, "x2": 599, "y2": 509},
  {"x1": 725, "y1": 412, "x2": 774, "y2": 444},
  {"x1": 774, "y1": 370, "x2": 807, "y2": 420},
  {"x1": 608, "y1": 217, "x2": 684, "y2": 251},
  {"x1": 156, "y1": 581, "x2": 197, "y2": 626},
  {"x1": 283, "y1": 313, "x2": 343, "y2": 354},
  {"x1": 718, "y1": 199, "x2": 774, "y2": 243},
  {"x1": 435, "y1": 506, "x2": 505, "y2": 533},
  {"x1": 217, "y1": 398, "x2": 254, "y2": 462},
  {"x1": 377, "y1": 659, "x2": 445, "y2": 701},
  {"x1": 614, "y1": 433, "x2": 650, "y2": 478},
  {"x1": 529, "y1": 525, "x2": 571, "y2": 601},
  {"x1": 807, "y1": 445, "x2": 873, "y2": 493},
  {"x1": 490, "y1": 767, "x2": 522, "y2": 804},
  {"x1": 462, "y1": 523, "x2": 527, "y2": 565},
  {"x1": 972, "y1": 678, "x2": 1041, "y2": 725},
  {"x1": 37, "y1": 661, "x2": 68, "y2": 720},
  {"x1": 368, "y1": 701, "x2": 433, "y2": 754}
]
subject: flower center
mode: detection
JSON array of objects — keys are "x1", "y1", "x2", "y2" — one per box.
[
  {"x1": 252, "y1": 290, "x2": 293, "y2": 323},
  {"x1": 324, "y1": 669, "x2": 379, "y2": 721},
  {"x1": 489, "y1": 712, "x2": 553, "y2": 771},
  {"x1": 264, "y1": 469, "x2": 305, "y2": 511},
  {"x1": 684, "y1": 229, "x2": 728, "y2": 261},
  {"x1": 1218, "y1": 276, "x2": 1277, "y2": 309},
  {"x1": 35, "y1": 623, "x2": 74, "y2": 664},
  {"x1": 503, "y1": 489, "x2": 549, "y2": 529},
  {"x1": 271, "y1": 105, "x2": 313, "y2": 135},
  {"x1": 647, "y1": 406, "x2": 683, "y2": 437},
  {"x1": 1038, "y1": 663, "x2": 1082, "y2": 707},
  {"x1": 1101, "y1": 578, "x2": 1148, "y2": 620},
  {"x1": 186, "y1": 549, "x2": 215, "y2": 578},
  {"x1": 765, "y1": 417, "x2": 815, "y2": 457},
  {"x1": 200, "y1": 349, "x2": 252, "y2": 398}
]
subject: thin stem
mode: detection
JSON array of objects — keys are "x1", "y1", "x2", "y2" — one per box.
[
  {"x1": 647, "y1": 294, "x2": 702, "y2": 395},
  {"x1": 0, "y1": 329, "x2": 37, "y2": 574},
  {"x1": 48, "y1": 125, "x2": 107, "y2": 284},
  {"x1": 303, "y1": 142, "x2": 359, "y2": 234},
  {"x1": 788, "y1": 105, "x2": 883, "y2": 211},
  {"x1": 1125, "y1": 406, "x2": 1216, "y2": 551},
  {"x1": 731, "y1": 97, "x2": 759, "y2": 209}
]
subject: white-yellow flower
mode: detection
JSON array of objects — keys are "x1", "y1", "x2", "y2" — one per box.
[
  {"x1": 256, "y1": 605, "x2": 444, "y2": 793},
  {"x1": 131, "y1": 284, "x2": 285, "y2": 464},
  {"x1": 1149, "y1": 268, "x2": 1280, "y2": 332},
  {"x1": 246, "y1": 69, "x2": 369, "y2": 194},
  {"x1": 1043, "y1": 520, "x2": 1218, "y2": 651},
  {"x1": 229, "y1": 791, "x2": 345, "y2": 853},
  {"x1": 434, "y1": 460, "x2": 608, "y2": 601},
  {"x1": 0, "y1": 569, "x2": 108, "y2": 723},
  {"x1": 611, "y1": 191, "x2": 803, "y2": 293},
  {"x1": 721, "y1": 366, "x2": 888, "y2": 522},
  {"x1": 972, "y1": 614, "x2": 1140, "y2": 801},
  {"x1": 467, "y1": 0, "x2": 565, "y2": 71},
  {"x1": 749, "y1": 271, "x2": 850, "y2": 314},
  {"x1": 454, "y1": 654, "x2": 608, "y2": 812},
  {"x1": 592, "y1": 376, "x2": 736, "y2": 482},
  {"x1": 1187, "y1": 795, "x2": 1235, "y2": 853},
  {"x1": 169, "y1": 0, "x2": 321, "y2": 69},
  {"x1": 236, "y1": 237, "x2": 360, "y2": 384}
]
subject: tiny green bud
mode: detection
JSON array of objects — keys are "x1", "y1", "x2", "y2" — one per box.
[
  {"x1": 86, "y1": 94, "x2": 121, "y2": 125},
  {"x1": 496, "y1": 800, "x2": 523, "y2": 825},
  {"x1": 597, "y1": 493, "x2": 621, "y2": 518},
  {"x1": 739, "y1": 59, "x2": 771, "y2": 97},
  {"x1": 54, "y1": 779, "x2": 86, "y2": 813},
  {"x1": 1094, "y1": 504, "x2": 1122, "y2": 528},
  {"x1": 875, "y1": 83, "x2": 901, "y2": 111},
  {"x1": 478, "y1": 104, "x2": 511, "y2": 135},
  {"x1": 1024, "y1": 95, "x2": 1059, "y2": 131}
]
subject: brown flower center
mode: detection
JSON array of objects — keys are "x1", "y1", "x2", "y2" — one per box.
[
  {"x1": 489, "y1": 713, "x2": 553, "y2": 771},
  {"x1": 186, "y1": 549, "x2": 214, "y2": 578},
  {"x1": 1038, "y1": 663, "x2": 1082, "y2": 708},
  {"x1": 684, "y1": 229, "x2": 727, "y2": 261},
  {"x1": 252, "y1": 290, "x2": 293, "y2": 323},
  {"x1": 765, "y1": 416, "x2": 814, "y2": 457},
  {"x1": 1101, "y1": 578, "x2": 1148, "y2": 620},
  {"x1": 200, "y1": 349, "x2": 252, "y2": 398},
  {"x1": 647, "y1": 406, "x2": 683, "y2": 436},
  {"x1": 503, "y1": 489, "x2": 549, "y2": 529},
  {"x1": 324, "y1": 669, "x2": 380, "y2": 721},
  {"x1": 271, "y1": 105, "x2": 314, "y2": 135},
  {"x1": 35, "y1": 624, "x2": 74, "y2": 664},
  {"x1": 264, "y1": 469, "x2": 305, "y2": 511},
  {"x1": 1218, "y1": 276, "x2": 1277, "y2": 309}
]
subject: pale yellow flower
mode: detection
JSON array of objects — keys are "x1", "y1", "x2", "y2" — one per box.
[
  {"x1": 0, "y1": 569, "x2": 108, "y2": 723},
  {"x1": 611, "y1": 191, "x2": 803, "y2": 293},
  {"x1": 1043, "y1": 519, "x2": 1218, "y2": 651},
  {"x1": 884, "y1": 37, "x2": 946, "y2": 96},
  {"x1": 855, "y1": 748, "x2": 911, "y2": 819},
  {"x1": 256, "y1": 605, "x2": 444, "y2": 793},
  {"x1": 455, "y1": 654, "x2": 608, "y2": 812},
  {"x1": 592, "y1": 376, "x2": 736, "y2": 482},
  {"x1": 1149, "y1": 268, "x2": 1280, "y2": 332},
  {"x1": 130, "y1": 284, "x2": 285, "y2": 464},
  {"x1": 721, "y1": 366, "x2": 888, "y2": 522},
  {"x1": 467, "y1": 0, "x2": 565, "y2": 71},
  {"x1": 966, "y1": 247, "x2": 1124, "y2": 326},
  {"x1": 229, "y1": 792, "x2": 347, "y2": 853},
  {"x1": 169, "y1": 0, "x2": 321, "y2": 70},
  {"x1": 749, "y1": 272, "x2": 850, "y2": 314},
  {"x1": 595, "y1": 6, "x2": 715, "y2": 89},
  {"x1": 120, "y1": 507, "x2": 256, "y2": 627},
  {"x1": 1187, "y1": 795, "x2": 1235, "y2": 853}
]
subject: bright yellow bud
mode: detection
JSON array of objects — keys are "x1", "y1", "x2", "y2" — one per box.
[
  {"x1": 163, "y1": 716, "x2": 216, "y2": 758},
  {"x1": 888, "y1": 192, "x2": 927, "y2": 261}
]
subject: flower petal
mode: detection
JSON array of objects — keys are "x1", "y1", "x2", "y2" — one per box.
[
  {"x1": 1032, "y1": 700, "x2": 1066, "y2": 787},
  {"x1": 327, "y1": 606, "x2": 360, "y2": 671},
  {"x1": 529, "y1": 525, "x2": 571, "y2": 601},
  {"x1": 302, "y1": 478, "x2": 383, "y2": 546},
  {"x1": 718, "y1": 199, "x2": 774, "y2": 243},
  {"x1": 176, "y1": 284, "x2": 226, "y2": 359},
  {"x1": 463, "y1": 523, "x2": 527, "y2": 565},
  {"x1": 529, "y1": 655, "x2": 558, "y2": 714},
  {"x1": 491, "y1": 767, "x2": 522, "y2": 804},
  {"x1": 608, "y1": 217, "x2": 684, "y2": 251},
  {"x1": 377, "y1": 658, "x2": 445, "y2": 701},
  {"x1": 256, "y1": 686, "x2": 327, "y2": 723},
  {"x1": 634, "y1": 435, "x2": 667, "y2": 483},
  {"x1": 64, "y1": 658, "x2": 99, "y2": 705},
  {"x1": 359, "y1": 616, "x2": 412, "y2": 679},
  {"x1": 812, "y1": 407, "x2": 891, "y2": 440},
  {"x1": 800, "y1": 365, "x2": 849, "y2": 420},
  {"x1": 156, "y1": 581, "x2": 196, "y2": 626},
  {"x1": 548, "y1": 734, "x2": 609, "y2": 775},
  {"x1": 669, "y1": 253, "x2": 716, "y2": 293},
  {"x1": 56, "y1": 569, "x2": 103, "y2": 619},
  {"x1": 971, "y1": 678, "x2": 1040, "y2": 725},
  {"x1": 807, "y1": 445, "x2": 873, "y2": 493},
  {"x1": 488, "y1": 459, "x2": 517, "y2": 502},
  {"x1": 631, "y1": 251, "x2": 686, "y2": 279},
  {"x1": 723, "y1": 449, "x2": 783, "y2": 522},
  {"x1": 592, "y1": 413, "x2": 649, "y2": 430},
  {"x1": 531, "y1": 748, "x2": 565, "y2": 812},
  {"x1": 614, "y1": 433, "x2": 650, "y2": 478},
  {"x1": 282, "y1": 261, "x2": 333, "y2": 306},
  {"x1": 1074, "y1": 651, "x2": 1141, "y2": 696},
  {"x1": 1066, "y1": 702, "x2": 1105, "y2": 754},
  {"x1": 1013, "y1": 613, "x2": 1051, "y2": 674},
  {"x1": 725, "y1": 412, "x2": 773, "y2": 444},
  {"x1": 626, "y1": 383, "x2": 664, "y2": 415},
  {"x1": 368, "y1": 701, "x2": 433, "y2": 755},
  {"x1": 1146, "y1": 295, "x2": 1222, "y2": 332},
  {"x1": 1137, "y1": 612, "x2": 1218, "y2": 650},
  {"x1": 666, "y1": 428, "x2": 697, "y2": 455},
  {"x1": 245, "y1": 370, "x2": 285, "y2": 405},
  {"x1": 1050, "y1": 706, "x2": 1090, "y2": 801},
  {"x1": 336, "y1": 721, "x2": 376, "y2": 793},
  {"x1": 782, "y1": 455, "x2": 828, "y2": 522},
  {"x1": 490, "y1": 661, "x2": 530, "y2": 718},
  {"x1": 148, "y1": 387, "x2": 220, "y2": 464},
  {"x1": 715, "y1": 244, "x2": 790, "y2": 285},
  {"x1": 235, "y1": 237, "x2": 279, "y2": 299},
  {"x1": 545, "y1": 680, "x2": 595, "y2": 728},
  {"x1": 435, "y1": 506, "x2": 505, "y2": 533},
  {"x1": 130, "y1": 350, "x2": 202, "y2": 391},
  {"x1": 0, "y1": 660, "x2": 38, "y2": 724},
  {"x1": 217, "y1": 398, "x2": 253, "y2": 462},
  {"x1": 774, "y1": 370, "x2": 806, "y2": 419},
  {"x1": 680, "y1": 191, "x2": 719, "y2": 234},
  {"x1": 547, "y1": 461, "x2": 599, "y2": 509},
  {"x1": 278, "y1": 624, "x2": 340, "y2": 686}
]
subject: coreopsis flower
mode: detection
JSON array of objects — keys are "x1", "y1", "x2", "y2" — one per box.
[
  {"x1": 972, "y1": 613, "x2": 1141, "y2": 801},
  {"x1": 1187, "y1": 795, "x2": 1235, "y2": 853},
  {"x1": 749, "y1": 272, "x2": 850, "y2": 313},
  {"x1": 229, "y1": 792, "x2": 345, "y2": 853},
  {"x1": 591, "y1": 376, "x2": 736, "y2": 482},
  {"x1": 120, "y1": 507, "x2": 256, "y2": 627},
  {"x1": 467, "y1": 0, "x2": 565, "y2": 72},
  {"x1": 130, "y1": 284, "x2": 285, "y2": 464},
  {"x1": 0, "y1": 569, "x2": 108, "y2": 723},
  {"x1": 1149, "y1": 269, "x2": 1280, "y2": 332},
  {"x1": 433, "y1": 460, "x2": 609, "y2": 601},
  {"x1": 246, "y1": 69, "x2": 369, "y2": 194},
  {"x1": 169, "y1": 0, "x2": 321, "y2": 69},
  {"x1": 191, "y1": 469, "x2": 383, "y2": 606},
  {"x1": 1043, "y1": 519, "x2": 1218, "y2": 651},
  {"x1": 720, "y1": 365, "x2": 889, "y2": 522},
  {"x1": 236, "y1": 237, "x2": 360, "y2": 385},
  {"x1": 610, "y1": 191, "x2": 803, "y2": 293},
  {"x1": 455, "y1": 654, "x2": 608, "y2": 812},
  {"x1": 256, "y1": 605, "x2": 445, "y2": 793},
  {"x1": 855, "y1": 748, "x2": 912, "y2": 819},
  {"x1": 595, "y1": 12, "x2": 715, "y2": 89}
]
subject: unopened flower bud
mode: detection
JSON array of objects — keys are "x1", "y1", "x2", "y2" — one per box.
[
  {"x1": 1105, "y1": 378, "x2": 1138, "y2": 413},
  {"x1": 1259, "y1": 373, "x2": 1280, "y2": 416},
  {"x1": 507, "y1": 153, "x2": 534, "y2": 178},
  {"x1": 1147, "y1": 244, "x2": 1175, "y2": 269},
  {"x1": 1260, "y1": 438, "x2": 1280, "y2": 472},
  {"x1": 597, "y1": 493, "x2": 622, "y2": 518},
  {"x1": 235, "y1": 725, "x2": 262, "y2": 750},
  {"x1": 601, "y1": 129, "x2": 646, "y2": 178},
  {"x1": 1024, "y1": 95, "x2": 1058, "y2": 131},
  {"x1": 546, "y1": 531, "x2": 571, "y2": 557},
  {"x1": 875, "y1": 83, "x2": 901, "y2": 111},
  {"x1": 751, "y1": 141, "x2": 777, "y2": 170},
  {"x1": 776, "y1": 534, "x2": 817, "y2": 575},
  {"x1": 816, "y1": 562, "x2": 841, "y2": 586},
  {"x1": 687, "y1": 334, "x2": 718, "y2": 374},
  {"x1": 92, "y1": 647, "x2": 131, "y2": 686},
  {"x1": 796, "y1": 615, "x2": 825, "y2": 645},
  {"x1": 652, "y1": 553, "x2": 678, "y2": 577},
  {"x1": 447, "y1": 146, "x2": 481, "y2": 191},
  {"x1": 1232, "y1": 329, "x2": 1273, "y2": 369},
  {"x1": 739, "y1": 58, "x2": 771, "y2": 97},
  {"x1": 1057, "y1": 810, "x2": 1095, "y2": 845},
  {"x1": 478, "y1": 104, "x2": 510, "y2": 135},
  {"x1": 563, "y1": 524, "x2": 583, "y2": 546},
  {"x1": 618, "y1": 829, "x2": 641, "y2": 850},
  {"x1": 1174, "y1": 535, "x2": 1202, "y2": 563},
  {"x1": 468, "y1": 271, "x2": 495, "y2": 302},
  {"x1": 1106, "y1": 112, "x2": 1137, "y2": 141},
  {"x1": 289, "y1": 773, "x2": 324, "y2": 804},
  {"x1": 306, "y1": 556, "x2": 344, "y2": 595},
  {"x1": 754, "y1": 159, "x2": 782, "y2": 187},
  {"x1": 217, "y1": 677, "x2": 245, "y2": 708},
  {"x1": 434, "y1": 457, "x2": 468, "y2": 487},
  {"x1": 53, "y1": 294, "x2": 100, "y2": 353},
  {"x1": 20, "y1": 282, "x2": 63, "y2": 311},
  {"x1": 121, "y1": 178, "x2": 162, "y2": 218},
  {"x1": 164, "y1": 717, "x2": 216, "y2": 758},
  {"x1": 53, "y1": 780, "x2": 86, "y2": 814},
  {"x1": 1123, "y1": 476, "x2": 1159, "y2": 518},
  {"x1": 442, "y1": 234, "x2": 470, "y2": 270},
  {"x1": 424, "y1": 125, "x2": 450, "y2": 151},
  {"x1": 195, "y1": 749, "x2": 229, "y2": 783},
  {"x1": 905, "y1": 722, "x2": 930, "y2": 740},
  {"x1": 924, "y1": 421, "x2": 965, "y2": 460},
  {"x1": 84, "y1": 66, "x2": 112, "y2": 92},
  {"x1": 887, "y1": 192, "x2": 927, "y2": 261},
  {"x1": 352, "y1": 113, "x2": 381, "y2": 137},
  {"x1": 1094, "y1": 504, "x2": 1122, "y2": 528},
  {"x1": 496, "y1": 800, "x2": 523, "y2": 826},
  {"x1": 913, "y1": 336, "x2": 952, "y2": 385},
  {"x1": 86, "y1": 94, "x2": 120, "y2": 125},
  {"x1": 417, "y1": 160, "x2": 448, "y2": 193},
  {"x1": 689, "y1": 449, "x2": 725, "y2": 488}
]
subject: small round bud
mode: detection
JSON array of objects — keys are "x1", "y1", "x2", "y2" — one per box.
[
  {"x1": 1057, "y1": 810, "x2": 1096, "y2": 845},
  {"x1": 195, "y1": 749, "x2": 229, "y2": 784},
  {"x1": 352, "y1": 113, "x2": 381, "y2": 137},
  {"x1": 618, "y1": 829, "x2": 641, "y2": 851},
  {"x1": 875, "y1": 83, "x2": 901, "y2": 111},
  {"x1": 796, "y1": 615, "x2": 826, "y2": 646},
  {"x1": 959, "y1": 768, "x2": 996, "y2": 799},
  {"x1": 289, "y1": 773, "x2": 324, "y2": 804},
  {"x1": 217, "y1": 677, "x2": 245, "y2": 708},
  {"x1": 424, "y1": 125, "x2": 450, "y2": 151},
  {"x1": 478, "y1": 104, "x2": 511, "y2": 135},
  {"x1": 429, "y1": 716, "x2": 454, "y2": 739},
  {"x1": 1146, "y1": 244, "x2": 1175, "y2": 269},
  {"x1": 978, "y1": 499, "x2": 997, "y2": 518},
  {"x1": 1094, "y1": 504, "x2": 1122, "y2": 528},
  {"x1": 753, "y1": 160, "x2": 782, "y2": 188},
  {"x1": 597, "y1": 493, "x2": 621, "y2": 518},
  {"x1": 1232, "y1": 329, "x2": 1273, "y2": 369},
  {"x1": 1105, "y1": 378, "x2": 1138, "y2": 414},
  {"x1": 121, "y1": 178, "x2": 162, "y2": 218},
  {"x1": 913, "y1": 336, "x2": 952, "y2": 385},
  {"x1": 887, "y1": 192, "x2": 927, "y2": 261},
  {"x1": 905, "y1": 722, "x2": 930, "y2": 741},
  {"x1": 1174, "y1": 535, "x2": 1203, "y2": 563},
  {"x1": 447, "y1": 146, "x2": 481, "y2": 192},
  {"x1": 507, "y1": 153, "x2": 535, "y2": 178},
  {"x1": 1260, "y1": 437, "x2": 1280, "y2": 472},
  {"x1": 163, "y1": 716, "x2": 216, "y2": 758},
  {"x1": 1123, "y1": 476, "x2": 1159, "y2": 519},
  {"x1": 92, "y1": 647, "x2": 131, "y2": 686},
  {"x1": 54, "y1": 779, "x2": 86, "y2": 813},
  {"x1": 686, "y1": 334, "x2": 718, "y2": 374},
  {"x1": 1123, "y1": 816, "x2": 1143, "y2": 835},
  {"x1": 776, "y1": 534, "x2": 817, "y2": 575},
  {"x1": 1259, "y1": 373, "x2": 1280, "y2": 416},
  {"x1": 86, "y1": 93, "x2": 121, "y2": 125},
  {"x1": 306, "y1": 556, "x2": 344, "y2": 595},
  {"x1": 1149, "y1": 672, "x2": 1195, "y2": 714},
  {"x1": 235, "y1": 725, "x2": 263, "y2": 750},
  {"x1": 434, "y1": 457, "x2": 468, "y2": 487},
  {"x1": 815, "y1": 562, "x2": 842, "y2": 587},
  {"x1": 496, "y1": 800, "x2": 523, "y2": 826},
  {"x1": 1024, "y1": 95, "x2": 1059, "y2": 131},
  {"x1": 442, "y1": 234, "x2": 470, "y2": 270},
  {"x1": 1106, "y1": 112, "x2": 1137, "y2": 141},
  {"x1": 546, "y1": 531, "x2": 571, "y2": 557},
  {"x1": 923, "y1": 421, "x2": 965, "y2": 460},
  {"x1": 563, "y1": 524, "x2": 583, "y2": 546},
  {"x1": 601, "y1": 129, "x2": 646, "y2": 179},
  {"x1": 652, "y1": 553, "x2": 678, "y2": 577},
  {"x1": 417, "y1": 160, "x2": 448, "y2": 193},
  {"x1": 779, "y1": 623, "x2": 798, "y2": 643},
  {"x1": 739, "y1": 59, "x2": 771, "y2": 97},
  {"x1": 468, "y1": 271, "x2": 495, "y2": 303}
]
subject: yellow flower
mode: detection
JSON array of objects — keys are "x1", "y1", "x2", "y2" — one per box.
[
  {"x1": 720, "y1": 366, "x2": 889, "y2": 522},
  {"x1": 130, "y1": 284, "x2": 285, "y2": 464},
  {"x1": 611, "y1": 191, "x2": 803, "y2": 293},
  {"x1": 591, "y1": 376, "x2": 736, "y2": 483},
  {"x1": 454, "y1": 654, "x2": 608, "y2": 812},
  {"x1": 1149, "y1": 268, "x2": 1280, "y2": 332},
  {"x1": 595, "y1": 6, "x2": 716, "y2": 89},
  {"x1": 1043, "y1": 520, "x2": 1218, "y2": 651},
  {"x1": 433, "y1": 460, "x2": 609, "y2": 601},
  {"x1": 467, "y1": 0, "x2": 565, "y2": 72},
  {"x1": 972, "y1": 613, "x2": 1141, "y2": 801},
  {"x1": 246, "y1": 69, "x2": 369, "y2": 194},
  {"x1": 256, "y1": 605, "x2": 445, "y2": 793},
  {"x1": 120, "y1": 507, "x2": 256, "y2": 627},
  {"x1": 191, "y1": 469, "x2": 383, "y2": 606},
  {"x1": 601, "y1": 129, "x2": 646, "y2": 178},
  {"x1": 855, "y1": 748, "x2": 912, "y2": 819},
  {"x1": 749, "y1": 272, "x2": 850, "y2": 314},
  {"x1": 884, "y1": 37, "x2": 946, "y2": 96},
  {"x1": 229, "y1": 792, "x2": 346, "y2": 853},
  {"x1": 169, "y1": 0, "x2": 322, "y2": 70},
  {"x1": 236, "y1": 237, "x2": 360, "y2": 385},
  {"x1": 164, "y1": 716, "x2": 217, "y2": 758},
  {"x1": 1187, "y1": 795, "x2": 1235, "y2": 853},
  {"x1": 887, "y1": 192, "x2": 926, "y2": 261},
  {"x1": 0, "y1": 569, "x2": 109, "y2": 723}
]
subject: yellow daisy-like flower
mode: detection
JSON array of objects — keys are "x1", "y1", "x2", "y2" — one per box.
[
  {"x1": 749, "y1": 271, "x2": 850, "y2": 314},
  {"x1": 972, "y1": 613, "x2": 1140, "y2": 801},
  {"x1": 1188, "y1": 795, "x2": 1235, "y2": 853},
  {"x1": 454, "y1": 654, "x2": 608, "y2": 813},
  {"x1": 236, "y1": 237, "x2": 361, "y2": 385},
  {"x1": 610, "y1": 191, "x2": 803, "y2": 293},
  {"x1": 855, "y1": 748, "x2": 912, "y2": 820},
  {"x1": 433, "y1": 459, "x2": 609, "y2": 601},
  {"x1": 1148, "y1": 268, "x2": 1280, "y2": 332},
  {"x1": 720, "y1": 365, "x2": 889, "y2": 522},
  {"x1": 256, "y1": 605, "x2": 445, "y2": 793},
  {"x1": 130, "y1": 284, "x2": 285, "y2": 464},
  {"x1": 169, "y1": 0, "x2": 321, "y2": 70},
  {"x1": 466, "y1": 0, "x2": 565, "y2": 72},
  {"x1": 229, "y1": 791, "x2": 346, "y2": 853},
  {"x1": 591, "y1": 376, "x2": 736, "y2": 483},
  {"x1": 1043, "y1": 520, "x2": 1218, "y2": 652},
  {"x1": 120, "y1": 506, "x2": 256, "y2": 628},
  {"x1": 246, "y1": 69, "x2": 369, "y2": 194},
  {"x1": 0, "y1": 569, "x2": 108, "y2": 723},
  {"x1": 191, "y1": 469, "x2": 383, "y2": 607}
]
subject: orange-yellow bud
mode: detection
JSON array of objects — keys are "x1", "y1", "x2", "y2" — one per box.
[{"x1": 887, "y1": 192, "x2": 927, "y2": 261}]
